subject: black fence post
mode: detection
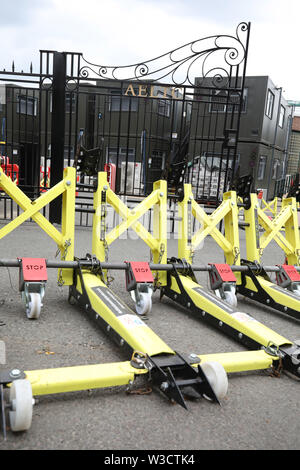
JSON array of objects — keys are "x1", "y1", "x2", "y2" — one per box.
[{"x1": 49, "y1": 52, "x2": 66, "y2": 224}]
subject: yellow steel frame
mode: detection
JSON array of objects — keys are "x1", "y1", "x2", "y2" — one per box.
[
  {"x1": 92, "y1": 172, "x2": 168, "y2": 286},
  {"x1": 244, "y1": 193, "x2": 300, "y2": 266},
  {"x1": 0, "y1": 171, "x2": 288, "y2": 405},
  {"x1": 24, "y1": 349, "x2": 275, "y2": 397},
  {"x1": 236, "y1": 192, "x2": 300, "y2": 314},
  {"x1": 178, "y1": 183, "x2": 240, "y2": 277},
  {"x1": 0, "y1": 166, "x2": 76, "y2": 285},
  {"x1": 14, "y1": 267, "x2": 279, "y2": 397},
  {"x1": 261, "y1": 197, "x2": 278, "y2": 217},
  {"x1": 169, "y1": 273, "x2": 293, "y2": 349}
]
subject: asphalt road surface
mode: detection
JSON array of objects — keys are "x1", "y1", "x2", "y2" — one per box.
[{"x1": 0, "y1": 223, "x2": 299, "y2": 450}]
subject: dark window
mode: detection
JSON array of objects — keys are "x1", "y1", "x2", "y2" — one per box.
[
  {"x1": 157, "y1": 91, "x2": 171, "y2": 117},
  {"x1": 17, "y1": 95, "x2": 37, "y2": 116},
  {"x1": 265, "y1": 90, "x2": 274, "y2": 119},
  {"x1": 110, "y1": 89, "x2": 138, "y2": 112},
  {"x1": 210, "y1": 88, "x2": 247, "y2": 113},
  {"x1": 278, "y1": 105, "x2": 285, "y2": 128},
  {"x1": 257, "y1": 156, "x2": 267, "y2": 180}
]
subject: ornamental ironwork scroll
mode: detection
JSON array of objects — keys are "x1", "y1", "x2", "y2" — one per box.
[{"x1": 79, "y1": 22, "x2": 250, "y2": 87}]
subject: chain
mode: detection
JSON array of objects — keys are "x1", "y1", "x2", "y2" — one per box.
[
  {"x1": 233, "y1": 246, "x2": 240, "y2": 265},
  {"x1": 56, "y1": 239, "x2": 71, "y2": 287},
  {"x1": 263, "y1": 342, "x2": 284, "y2": 378}
]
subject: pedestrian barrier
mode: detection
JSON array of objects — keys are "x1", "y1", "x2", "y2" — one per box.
[{"x1": 0, "y1": 168, "x2": 299, "y2": 439}]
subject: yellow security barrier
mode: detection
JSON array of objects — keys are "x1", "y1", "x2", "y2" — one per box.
[
  {"x1": 178, "y1": 183, "x2": 240, "y2": 270},
  {"x1": 91, "y1": 171, "x2": 168, "y2": 286},
  {"x1": 0, "y1": 166, "x2": 76, "y2": 285},
  {"x1": 244, "y1": 193, "x2": 300, "y2": 266}
]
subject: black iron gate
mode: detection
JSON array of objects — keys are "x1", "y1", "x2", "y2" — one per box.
[{"x1": 0, "y1": 22, "x2": 250, "y2": 224}]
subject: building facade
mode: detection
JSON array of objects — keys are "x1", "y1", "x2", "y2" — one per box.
[
  {"x1": 286, "y1": 116, "x2": 300, "y2": 175},
  {"x1": 0, "y1": 75, "x2": 293, "y2": 202},
  {"x1": 191, "y1": 76, "x2": 292, "y2": 200}
]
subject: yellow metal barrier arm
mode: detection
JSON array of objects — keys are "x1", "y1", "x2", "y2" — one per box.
[
  {"x1": 282, "y1": 197, "x2": 300, "y2": 265},
  {"x1": 60, "y1": 167, "x2": 76, "y2": 285},
  {"x1": 24, "y1": 349, "x2": 275, "y2": 396},
  {"x1": 0, "y1": 167, "x2": 63, "y2": 246},
  {"x1": 178, "y1": 185, "x2": 240, "y2": 268},
  {"x1": 92, "y1": 173, "x2": 167, "y2": 285},
  {"x1": 0, "y1": 166, "x2": 76, "y2": 286},
  {"x1": 244, "y1": 193, "x2": 299, "y2": 264}
]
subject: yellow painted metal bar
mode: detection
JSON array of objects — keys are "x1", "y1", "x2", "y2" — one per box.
[
  {"x1": 282, "y1": 197, "x2": 300, "y2": 265},
  {"x1": 259, "y1": 205, "x2": 293, "y2": 251},
  {"x1": 0, "y1": 167, "x2": 63, "y2": 246},
  {"x1": 177, "y1": 274, "x2": 293, "y2": 349},
  {"x1": 25, "y1": 361, "x2": 146, "y2": 396},
  {"x1": 152, "y1": 179, "x2": 168, "y2": 286},
  {"x1": 24, "y1": 349, "x2": 276, "y2": 396},
  {"x1": 105, "y1": 182, "x2": 159, "y2": 253},
  {"x1": 249, "y1": 275, "x2": 300, "y2": 311},
  {"x1": 191, "y1": 199, "x2": 232, "y2": 253},
  {"x1": 261, "y1": 197, "x2": 278, "y2": 216},
  {"x1": 223, "y1": 191, "x2": 241, "y2": 268},
  {"x1": 0, "y1": 179, "x2": 66, "y2": 239},
  {"x1": 106, "y1": 189, "x2": 159, "y2": 245},
  {"x1": 178, "y1": 187, "x2": 240, "y2": 271},
  {"x1": 92, "y1": 172, "x2": 109, "y2": 263},
  {"x1": 244, "y1": 193, "x2": 295, "y2": 263},
  {"x1": 59, "y1": 167, "x2": 76, "y2": 285},
  {"x1": 178, "y1": 183, "x2": 195, "y2": 264},
  {"x1": 78, "y1": 271, "x2": 174, "y2": 357},
  {"x1": 243, "y1": 193, "x2": 261, "y2": 262},
  {"x1": 197, "y1": 349, "x2": 276, "y2": 373},
  {"x1": 101, "y1": 181, "x2": 158, "y2": 255},
  {"x1": 91, "y1": 174, "x2": 168, "y2": 286}
]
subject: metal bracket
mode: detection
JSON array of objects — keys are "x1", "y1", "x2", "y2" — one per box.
[
  {"x1": 0, "y1": 368, "x2": 26, "y2": 386},
  {"x1": 230, "y1": 174, "x2": 253, "y2": 210},
  {"x1": 276, "y1": 265, "x2": 300, "y2": 297},
  {"x1": 146, "y1": 352, "x2": 220, "y2": 409}
]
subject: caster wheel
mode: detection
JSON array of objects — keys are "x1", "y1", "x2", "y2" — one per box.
[
  {"x1": 9, "y1": 379, "x2": 33, "y2": 432},
  {"x1": 135, "y1": 292, "x2": 152, "y2": 316},
  {"x1": 214, "y1": 289, "x2": 221, "y2": 299},
  {"x1": 26, "y1": 293, "x2": 42, "y2": 319},
  {"x1": 201, "y1": 361, "x2": 228, "y2": 401},
  {"x1": 224, "y1": 290, "x2": 237, "y2": 307},
  {"x1": 291, "y1": 286, "x2": 300, "y2": 297}
]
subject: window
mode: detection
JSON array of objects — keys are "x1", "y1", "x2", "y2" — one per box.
[
  {"x1": 265, "y1": 90, "x2": 274, "y2": 119},
  {"x1": 272, "y1": 158, "x2": 284, "y2": 180},
  {"x1": 278, "y1": 105, "x2": 285, "y2": 128},
  {"x1": 106, "y1": 147, "x2": 136, "y2": 166},
  {"x1": 0, "y1": 85, "x2": 5, "y2": 112},
  {"x1": 157, "y1": 91, "x2": 171, "y2": 117},
  {"x1": 257, "y1": 156, "x2": 267, "y2": 181},
  {"x1": 228, "y1": 88, "x2": 248, "y2": 113},
  {"x1": 17, "y1": 95, "x2": 37, "y2": 116},
  {"x1": 49, "y1": 92, "x2": 76, "y2": 113},
  {"x1": 210, "y1": 88, "x2": 248, "y2": 113},
  {"x1": 65, "y1": 93, "x2": 76, "y2": 113},
  {"x1": 110, "y1": 89, "x2": 138, "y2": 112},
  {"x1": 149, "y1": 150, "x2": 166, "y2": 169},
  {"x1": 199, "y1": 153, "x2": 240, "y2": 172}
]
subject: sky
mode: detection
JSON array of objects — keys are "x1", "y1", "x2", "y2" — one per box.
[{"x1": 1, "y1": 0, "x2": 300, "y2": 102}]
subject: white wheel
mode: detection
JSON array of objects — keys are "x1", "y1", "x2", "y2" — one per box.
[
  {"x1": 9, "y1": 379, "x2": 33, "y2": 432},
  {"x1": 224, "y1": 290, "x2": 237, "y2": 307},
  {"x1": 26, "y1": 293, "x2": 42, "y2": 319},
  {"x1": 201, "y1": 361, "x2": 228, "y2": 400},
  {"x1": 214, "y1": 289, "x2": 221, "y2": 299},
  {"x1": 291, "y1": 285, "x2": 300, "y2": 297},
  {"x1": 135, "y1": 292, "x2": 152, "y2": 316}
]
